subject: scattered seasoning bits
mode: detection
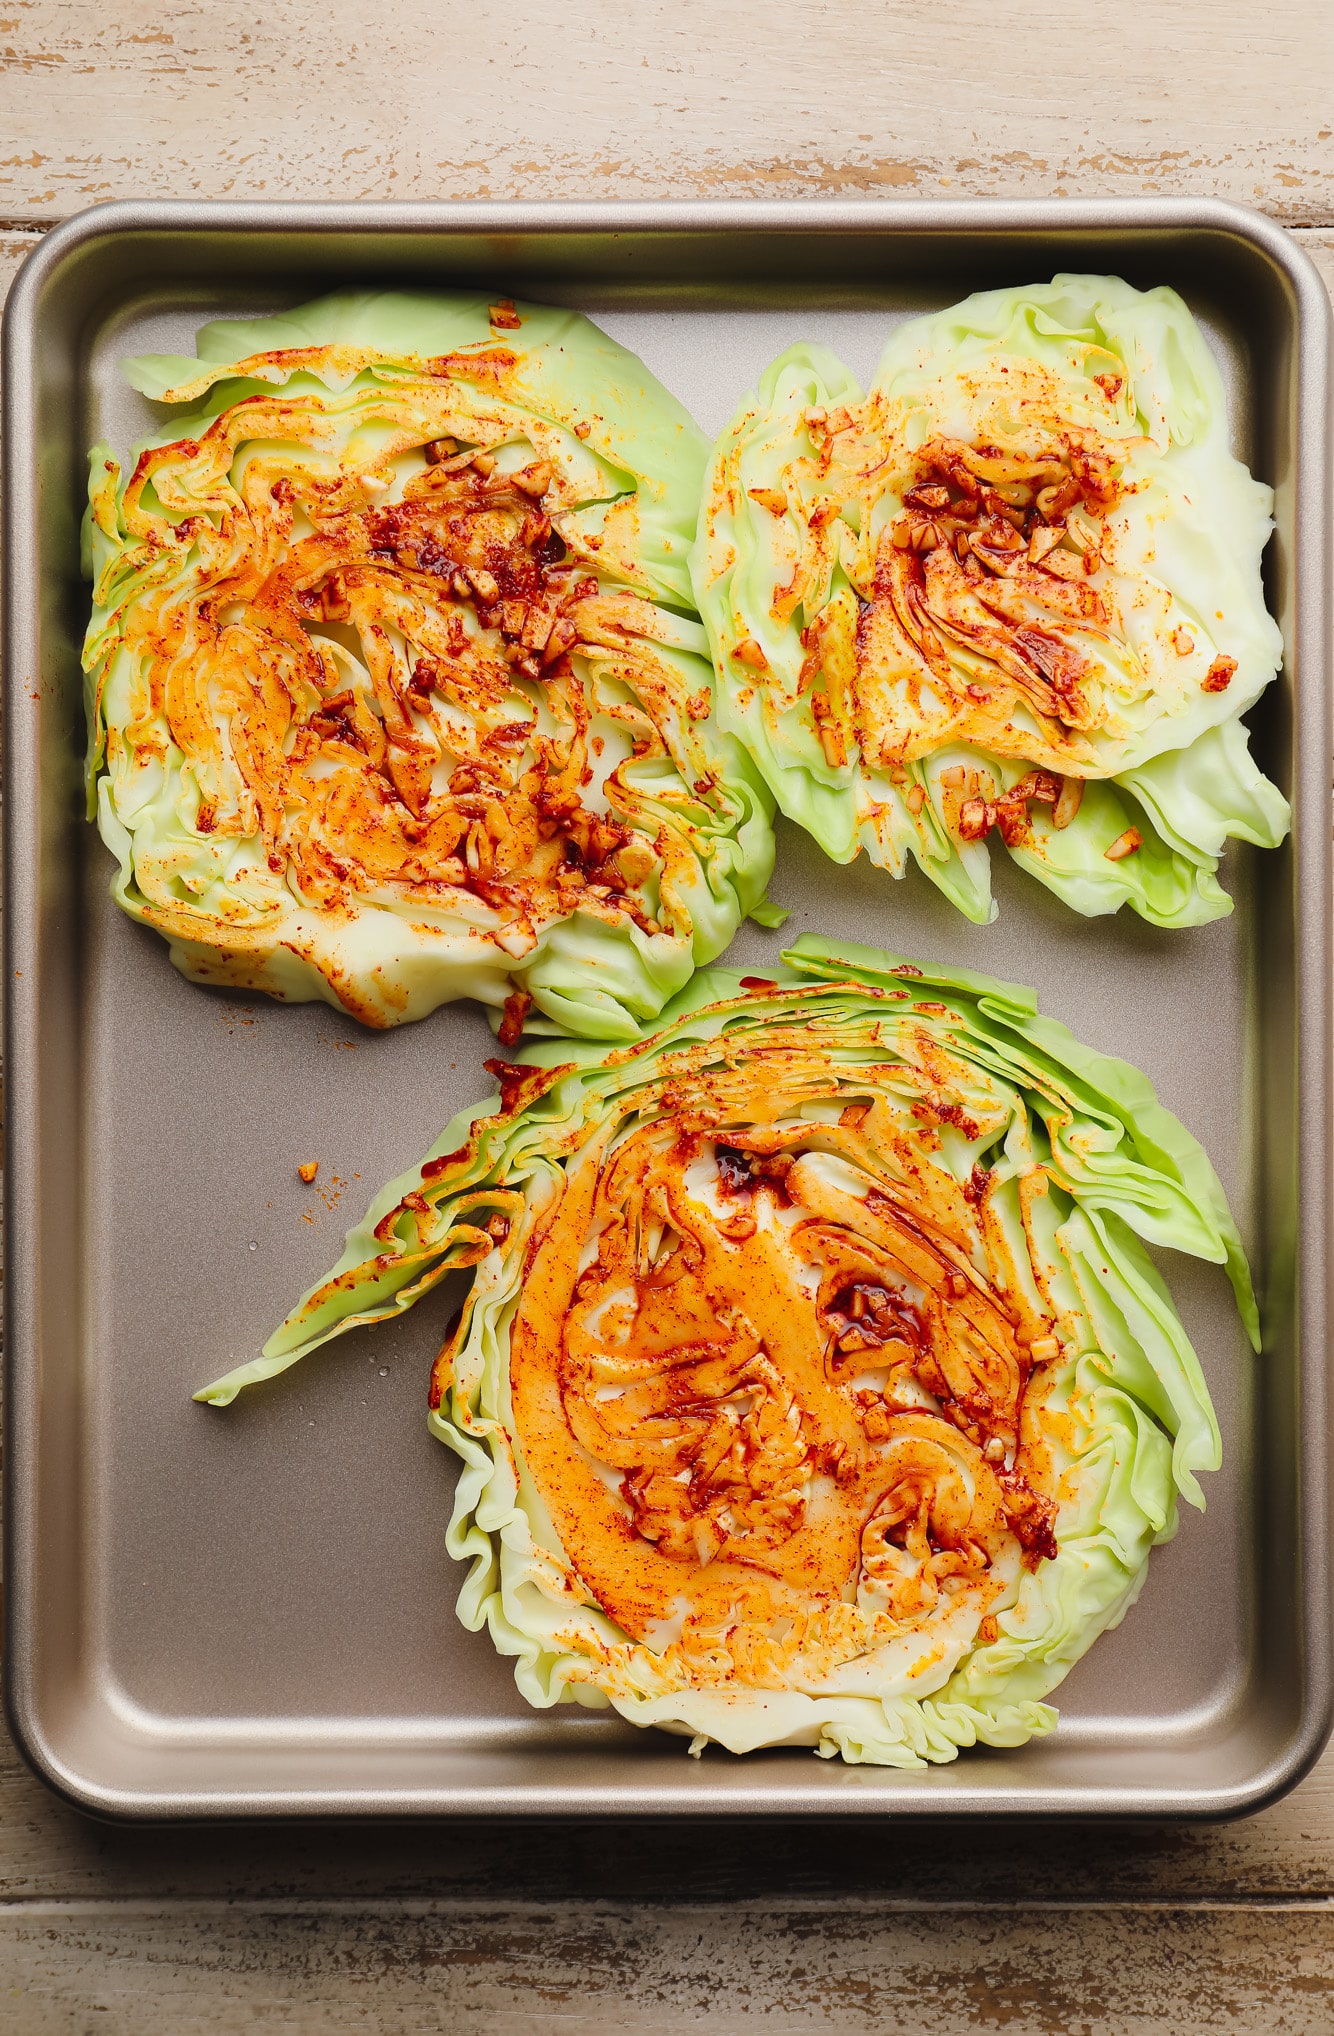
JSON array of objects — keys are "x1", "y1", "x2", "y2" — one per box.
[
  {"x1": 1052, "y1": 777, "x2": 1083, "y2": 830},
  {"x1": 810, "y1": 695, "x2": 847, "y2": 768},
  {"x1": 513, "y1": 461, "x2": 553, "y2": 499},
  {"x1": 1203, "y1": 654, "x2": 1237, "y2": 693},
  {"x1": 1104, "y1": 826, "x2": 1143, "y2": 862},
  {"x1": 298, "y1": 1160, "x2": 319, "y2": 1183},
  {"x1": 497, "y1": 987, "x2": 533, "y2": 1049},
  {"x1": 732, "y1": 637, "x2": 769, "y2": 670},
  {"x1": 957, "y1": 796, "x2": 991, "y2": 841}
]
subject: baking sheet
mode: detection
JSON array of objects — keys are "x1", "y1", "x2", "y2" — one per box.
[{"x1": 5, "y1": 200, "x2": 1330, "y2": 1816}]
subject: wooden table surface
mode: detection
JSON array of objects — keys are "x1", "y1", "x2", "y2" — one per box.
[{"x1": 2, "y1": 4, "x2": 1333, "y2": 2027}]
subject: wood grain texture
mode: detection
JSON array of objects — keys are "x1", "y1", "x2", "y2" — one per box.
[
  {"x1": 2, "y1": 14, "x2": 1334, "y2": 2022},
  {"x1": 2, "y1": 1898, "x2": 1334, "y2": 2033},
  {"x1": 0, "y1": 1, "x2": 1329, "y2": 223}
]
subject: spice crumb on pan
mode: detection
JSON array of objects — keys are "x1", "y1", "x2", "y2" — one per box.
[{"x1": 298, "y1": 1160, "x2": 319, "y2": 1183}]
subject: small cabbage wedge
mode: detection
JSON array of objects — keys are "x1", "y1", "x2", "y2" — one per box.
[
  {"x1": 692, "y1": 276, "x2": 1288, "y2": 927},
  {"x1": 83, "y1": 291, "x2": 776, "y2": 1039},
  {"x1": 198, "y1": 935, "x2": 1254, "y2": 1769}
]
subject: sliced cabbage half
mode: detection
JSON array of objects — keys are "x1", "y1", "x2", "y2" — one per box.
[
  {"x1": 197, "y1": 935, "x2": 1253, "y2": 1769},
  {"x1": 84, "y1": 291, "x2": 776, "y2": 1039},
  {"x1": 692, "y1": 275, "x2": 1288, "y2": 927}
]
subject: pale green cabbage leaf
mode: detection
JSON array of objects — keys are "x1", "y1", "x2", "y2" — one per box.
[
  {"x1": 196, "y1": 935, "x2": 1252, "y2": 1769},
  {"x1": 691, "y1": 276, "x2": 1288, "y2": 928},
  {"x1": 84, "y1": 292, "x2": 777, "y2": 1039}
]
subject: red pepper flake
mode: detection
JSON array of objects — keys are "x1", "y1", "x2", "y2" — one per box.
[
  {"x1": 483, "y1": 1057, "x2": 561, "y2": 1117},
  {"x1": 297, "y1": 1160, "x2": 319, "y2": 1184},
  {"x1": 739, "y1": 976, "x2": 779, "y2": 992},
  {"x1": 999, "y1": 1472, "x2": 1060, "y2": 1565},
  {"x1": 489, "y1": 300, "x2": 522, "y2": 330},
  {"x1": 1202, "y1": 655, "x2": 1237, "y2": 693},
  {"x1": 428, "y1": 1326, "x2": 461, "y2": 1411},
  {"x1": 931, "y1": 1100, "x2": 979, "y2": 1137},
  {"x1": 498, "y1": 987, "x2": 533, "y2": 1048},
  {"x1": 421, "y1": 1144, "x2": 472, "y2": 1181}
]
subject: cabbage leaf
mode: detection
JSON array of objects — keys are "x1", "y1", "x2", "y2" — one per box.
[
  {"x1": 691, "y1": 276, "x2": 1287, "y2": 927},
  {"x1": 84, "y1": 292, "x2": 776, "y2": 1039},
  {"x1": 197, "y1": 935, "x2": 1251, "y2": 1768}
]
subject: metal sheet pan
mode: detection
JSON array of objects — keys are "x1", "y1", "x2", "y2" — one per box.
[{"x1": 4, "y1": 198, "x2": 1331, "y2": 1820}]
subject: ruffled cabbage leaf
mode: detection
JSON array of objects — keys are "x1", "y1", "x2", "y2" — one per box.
[
  {"x1": 84, "y1": 291, "x2": 777, "y2": 1039},
  {"x1": 197, "y1": 935, "x2": 1253, "y2": 1769},
  {"x1": 691, "y1": 276, "x2": 1287, "y2": 927}
]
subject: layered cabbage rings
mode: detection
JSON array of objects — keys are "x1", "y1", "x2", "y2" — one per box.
[
  {"x1": 693, "y1": 276, "x2": 1289, "y2": 927},
  {"x1": 200, "y1": 938, "x2": 1253, "y2": 1768},
  {"x1": 84, "y1": 293, "x2": 776, "y2": 1039}
]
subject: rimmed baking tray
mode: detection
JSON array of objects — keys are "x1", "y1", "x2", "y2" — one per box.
[{"x1": 4, "y1": 198, "x2": 1331, "y2": 1820}]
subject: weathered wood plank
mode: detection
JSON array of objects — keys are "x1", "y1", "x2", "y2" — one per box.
[
  {"x1": 0, "y1": 2, "x2": 1329, "y2": 225},
  {"x1": 1, "y1": 1898, "x2": 1333, "y2": 2033}
]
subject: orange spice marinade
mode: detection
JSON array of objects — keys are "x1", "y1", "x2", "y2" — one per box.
[
  {"x1": 693, "y1": 278, "x2": 1288, "y2": 930},
  {"x1": 201, "y1": 946, "x2": 1253, "y2": 1766},
  {"x1": 84, "y1": 294, "x2": 775, "y2": 1037}
]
